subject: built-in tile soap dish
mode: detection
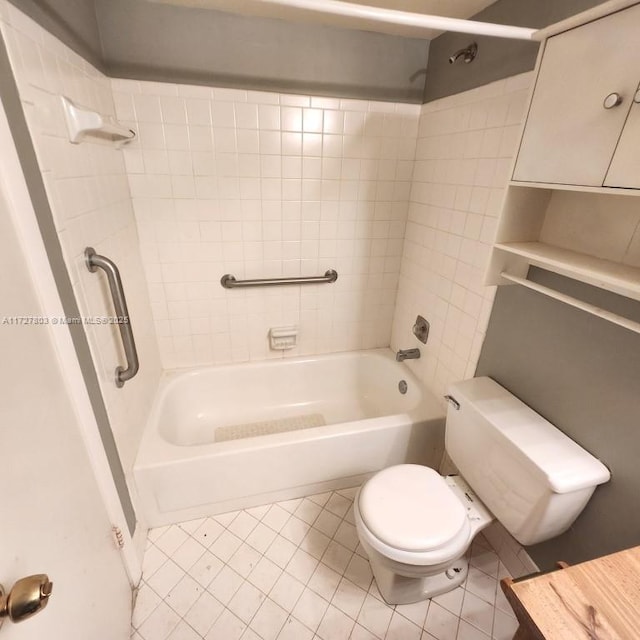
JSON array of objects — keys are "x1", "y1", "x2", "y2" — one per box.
[
  {"x1": 269, "y1": 326, "x2": 298, "y2": 350},
  {"x1": 61, "y1": 96, "x2": 136, "y2": 146}
]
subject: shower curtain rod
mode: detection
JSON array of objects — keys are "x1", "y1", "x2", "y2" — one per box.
[{"x1": 260, "y1": 0, "x2": 536, "y2": 40}]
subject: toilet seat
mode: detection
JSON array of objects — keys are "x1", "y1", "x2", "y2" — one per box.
[{"x1": 356, "y1": 465, "x2": 472, "y2": 566}]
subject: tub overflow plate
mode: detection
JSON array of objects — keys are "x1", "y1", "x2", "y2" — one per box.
[{"x1": 398, "y1": 380, "x2": 408, "y2": 394}]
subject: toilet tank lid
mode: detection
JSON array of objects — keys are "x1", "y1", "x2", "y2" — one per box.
[{"x1": 448, "y1": 378, "x2": 610, "y2": 494}]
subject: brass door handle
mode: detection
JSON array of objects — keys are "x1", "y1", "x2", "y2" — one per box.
[{"x1": 0, "y1": 574, "x2": 53, "y2": 628}]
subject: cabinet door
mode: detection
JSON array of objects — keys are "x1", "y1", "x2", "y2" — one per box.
[
  {"x1": 513, "y1": 5, "x2": 640, "y2": 187},
  {"x1": 604, "y1": 88, "x2": 640, "y2": 188}
]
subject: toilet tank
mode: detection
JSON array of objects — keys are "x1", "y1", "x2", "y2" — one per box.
[{"x1": 446, "y1": 377, "x2": 610, "y2": 546}]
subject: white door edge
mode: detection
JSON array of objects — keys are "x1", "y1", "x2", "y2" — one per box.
[{"x1": 0, "y1": 99, "x2": 142, "y2": 586}]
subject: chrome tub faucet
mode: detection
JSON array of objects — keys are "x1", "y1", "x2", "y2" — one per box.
[{"x1": 396, "y1": 348, "x2": 420, "y2": 362}]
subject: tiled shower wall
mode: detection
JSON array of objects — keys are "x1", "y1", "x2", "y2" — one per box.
[
  {"x1": 112, "y1": 80, "x2": 420, "y2": 368},
  {"x1": 390, "y1": 74, "x2": 537, "y2": 578},
  {"x1": 0, "y1": 3, "x2": 162, "y2": 476},
  {"x1": 391, "y1": 72, "x2": 533, "y2": 399}
]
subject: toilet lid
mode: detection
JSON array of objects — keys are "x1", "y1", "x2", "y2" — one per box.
[{"x1": 358, "y1": 465, "x2": 468, "y2": 552}]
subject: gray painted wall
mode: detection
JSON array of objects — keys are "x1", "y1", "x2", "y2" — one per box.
[
  {"x1": 7, "y1": 0, "x2": 103, "y2": 69},
  {"x1": 95, "y1": 0, "x2": 429, "y2": 102},
  {"x1": 10, "y1": 0, "x2": 430, "y2": 103},
  {"x1": 423, "y1": 0, "x2": 605, "y2": 103},
  {"x1": 476, "y1": 267, "x2": 640, "y2": 569}
]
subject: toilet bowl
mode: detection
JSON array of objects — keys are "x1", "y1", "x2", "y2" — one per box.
[
  {"x1": 354, "y1": 465, "x2": 492, "y2": 604},
  {"x1": 354, "y1": 377, "x2": 610, "y2": 605}
]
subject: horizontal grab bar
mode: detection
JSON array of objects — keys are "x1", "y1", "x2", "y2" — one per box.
[
  {"x1": 85, "y1": 247, "x2": 140, "y2": 387},
  {"x1": 500, "y1": 272, "x2": 640, "y2": 336},
  {"x1": 221, "y1": 269, "x2": 338, "y2": 289}
]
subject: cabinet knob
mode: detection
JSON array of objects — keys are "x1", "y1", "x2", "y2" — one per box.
[{"x1": 603, "y1": 92, "x2": 623, "y2": 109}]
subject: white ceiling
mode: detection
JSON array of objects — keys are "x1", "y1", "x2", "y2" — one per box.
[{"x1": 146, "y1": 0, "x2": 497, "y2": 38}]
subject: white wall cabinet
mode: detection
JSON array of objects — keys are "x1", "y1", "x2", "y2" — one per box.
[
  {"x1": 488, "y1": 1, "x2": 640, "y2": 335},
  {"x1": 513, "y1": 3, "x2": 640, "y2": 188}
]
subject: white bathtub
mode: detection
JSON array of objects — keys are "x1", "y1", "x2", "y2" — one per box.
[{"x1": 134, "y1": 349, "x2": 445, "y2": 526}]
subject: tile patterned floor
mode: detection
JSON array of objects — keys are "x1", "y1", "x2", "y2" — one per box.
[{"x1": 132, "y1": 488, "x2": 519, "y2": 640}]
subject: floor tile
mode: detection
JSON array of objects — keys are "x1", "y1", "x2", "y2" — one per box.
[
  {"x1": 228, "y1": 543, "x2": 262, "y2": 578},
  {"x1": 156, "y1": 525, "x2": 190, "y2": 556},
  {"x1": 456, "y1": 619, "x2": 491, "y2": 640},
  {"x1": 386, "y1": 610, "x2": 423, "y2": 640},
  {"x1": 344, "y1": 554, "x2": 373, "y2": 591},
  {"x1": 465, "y1": 567, "x2": 497, "y2": 605},
  {"x1": 147, "y1": 560, "x2": 185, "y2": 599},
  {"x1": 173, "y1": 537, "x2": 207, "y2": 572},
  {"x1": 294, "y1": 498, "x2": 323, "y2": 525},
  {"x1": 280, "y1": 515, "x2": 311, "y2": 545},
  {"x1": 165, "y1": 575, "x2": 203, "y2": 616},
  {"x1": 394, "y1": 597, "x2": 430, "y2": 628},
  {"x1": 292, "y1": 588, "x2": 330, "y2": 631},
  {"x1": 277, "y1": 615, "x2": 314, "y2": 640},
  {"x1": 228, "y1": 581, "x2": 266, "y2": 623},
  {"x1": 308, "y1": 491, "x2": 332, "y2": 507},
  {"x1": 334, "y1": 520, "x2": 359, "y2": 551},
  {"x1": 300, "y1": 527, "x2": 331, "y2": 560},
  {"x1": 249, "y1": 598, "x2": 289, "y2": 640},
  {"x1": 246, "y1": 522, "x2": 278, "y2": 554},
  {"x1": 208, "y1": 565, "x2": 244, "y2": 605},
  {"x1": 178, "y1": 518, "x2": 205, "y2": 535},
  {"x1": 308, "y1": 562, "x2": 342, "y2": 601},
  {"x1": 183, "y1": 591, "x2": 224, "y2": 636},
  {"x1": 138, "y1": 601, "x2": 180, "y2": 640},
  {"x1": 321, "y1": 539, "x2": 353, "y2": 574},
  {"x1": 248, "y1": 556, "x2": 282, "y2": 593},
  {"x1": 286, "y1": 548, "x2": 319, "y2": 584},
  {"x1": 133, "y1": 489, "x2": 513, "y2": 640},
  {"x1": 269, "y1": 572, "x2": 305, "y2": 612},
  {"x1": 491, "y1": 609, "x2": 518, "y2": 640},
  {"x1": 188, "y1": 550, "x2": 224, "y2": 588},
  {"x1": 357, "y1": 593, "x2": 393, "y2": 638},
  {"x1": 350, "y1": 623, "x2": 378, "y2": 640},
  {"x1": 132, "y1": 583, "x2": 161, "y2": 629},
  {"x1": 205, "y1": 608, "x2": 245, "y2": 640},
  {"x1": 316, "y1": 604, "x2": 355, "y2": 640},
  {"x1": 192, "y1": 518, "x2": 225, "y2": 548},
  {"x1": 228, "y1": 511, "x2": 260, "y2": 540},
  {"x1": 460, "y1": 591, "x2": 494, "y2": 636},
  {"x1": 313, "y1": 510, "x2": 342, "y2": 537},
  {"x1": 331, "y1": 577, "x2": 367, "y2": 620},
  {"x1": 210, "y1": 530, "x2": 243, "y2": 563},
  {"x1": 433, "y1": 586, "x2": 465, "y2": 617},
  {"x1": 167, "y1": 620, "x2": 201, "y2": 640},
  {"x1": 324, "y1": 493, "x2": 351, "y2": 518},
  {"x1": 424, "y1": 601, "x2": 459, "y2": 640},
  {"x1": 142, "y1": 545, "x2": 169, "y2": 580},
  {"x1": 263, "y1": 504, "x2": 292, "y2": 532}
]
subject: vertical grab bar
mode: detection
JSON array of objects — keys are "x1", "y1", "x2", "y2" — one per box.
[{"x1": 84, "y1": 247, "x2": 139, "y2": 388}]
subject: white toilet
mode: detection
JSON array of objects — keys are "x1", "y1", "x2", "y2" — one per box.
[{"x1": 354, "y1": 377, "x2": 610, "y2": 604}]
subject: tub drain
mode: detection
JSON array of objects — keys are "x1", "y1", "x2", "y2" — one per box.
[{"x1": 398, "y1": 380, "x2": 408, "y2": 394}]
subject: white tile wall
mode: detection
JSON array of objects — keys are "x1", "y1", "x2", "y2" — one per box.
[
  {"x1": 390, "y1": 74, "x2": 539, "y2": 577},
  {"x1": 391, "y1": 73, "x2": 533, "y2": 401},
  {"x1": 112, "y1": 80, "x2": 420, "y2": 368},
  {"x1": 0, "y1": 3, "x2": 162, "y2": 477}
]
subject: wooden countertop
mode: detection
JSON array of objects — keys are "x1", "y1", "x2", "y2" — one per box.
[{"x1": 508, "y1": 546, "x2": 640, "y2": 639}]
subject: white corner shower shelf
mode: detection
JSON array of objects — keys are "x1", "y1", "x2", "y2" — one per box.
[{"x1": 61, "y1": 96, "x2": 135, "y2": 145}]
